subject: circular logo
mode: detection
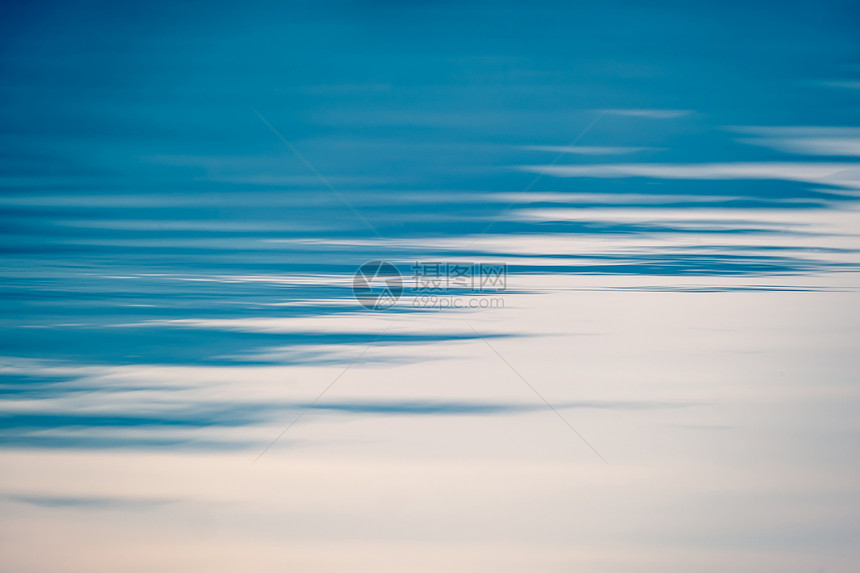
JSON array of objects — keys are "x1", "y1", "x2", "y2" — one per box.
[{"x1": 352, "y1": 260, "x2": 402, "y2": 310}]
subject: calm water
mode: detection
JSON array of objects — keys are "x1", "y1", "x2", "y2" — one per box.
[{"x1": 2, "y1": 1, "x2": 860, "y2": 571}]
